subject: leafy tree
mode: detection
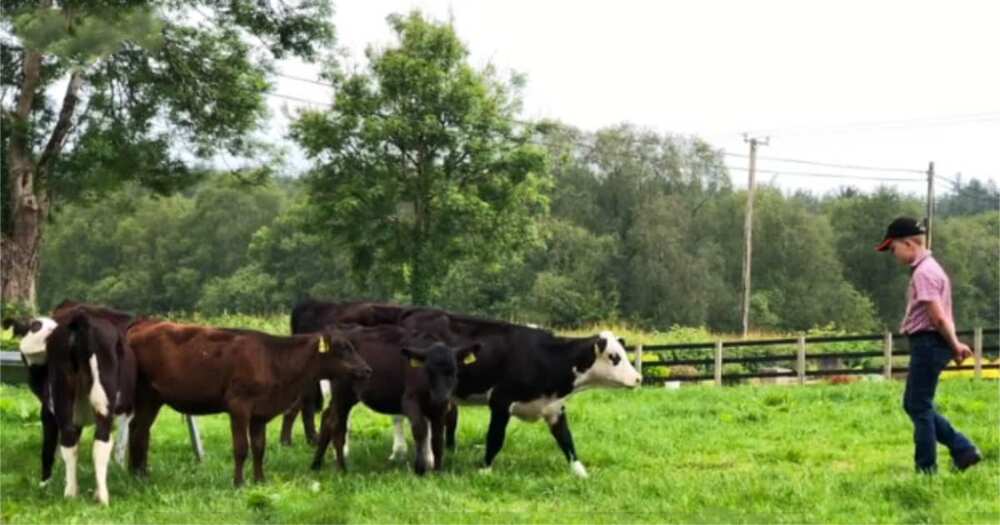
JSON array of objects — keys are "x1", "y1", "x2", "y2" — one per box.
[
  {"x1": 292, "y1": 11, "x2": 548, "y2": 304},
  {"x1": 2, "y1": 0, "x2": 334, "y2": 309},
  {"x1": 934, "y1": 213, "x2": 999, "y2": 329},
  {"x1": 937, "y1": 177, "x2": 999, "y2": 218}
]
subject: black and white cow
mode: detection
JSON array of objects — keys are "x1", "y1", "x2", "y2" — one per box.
[
  {"x1": 5, "y1": 304, "x2": 136, "y2": 505},
  {"x1": 394, "y1": 311, "x2": 641, "y2": 477}
]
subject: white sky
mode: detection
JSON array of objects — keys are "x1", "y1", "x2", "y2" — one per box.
[{"x1": 268, "y1": 0, "x2": 1000, "y2": 197}]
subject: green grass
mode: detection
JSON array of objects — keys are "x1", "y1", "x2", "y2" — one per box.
[{"x1": 1, "y1": 380, "x2": 997, "y2": 524}]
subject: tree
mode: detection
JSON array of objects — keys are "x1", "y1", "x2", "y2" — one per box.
[
  {"x1": 292, "y1": 11, "x2": 548, "y2": 305},
  {"x1": 1, "y1": 0, "x2": 334, "y2": 309}
]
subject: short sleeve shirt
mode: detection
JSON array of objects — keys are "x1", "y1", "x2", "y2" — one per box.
[{"x1": 900, "y1": 252, "x2": 953, "y2": 334}]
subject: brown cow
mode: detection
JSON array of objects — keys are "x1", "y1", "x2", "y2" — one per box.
[{"x1": 125, "y1": 321, "x2": 371, "y2": 486}]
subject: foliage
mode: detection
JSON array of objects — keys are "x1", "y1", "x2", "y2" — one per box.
[{"x1": 292, "y1": 11, "x2": 548, "y2": 305}]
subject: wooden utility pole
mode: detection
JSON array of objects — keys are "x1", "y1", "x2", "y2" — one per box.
[
  {"x1": 740, "y1": 135, "x2": 768, "y2": 338},
  {"x1": 925, "y1": 161, "x2": 935, "y2": 249}
]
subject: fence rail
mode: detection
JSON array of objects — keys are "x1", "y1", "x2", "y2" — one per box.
[{"x1": 628, "y1": 327, "x2": 1000, "y2": 385}]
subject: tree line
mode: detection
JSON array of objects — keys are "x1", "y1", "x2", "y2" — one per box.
[{"x1": 5, "y1": 6, "x2": 997, "y2": 334}]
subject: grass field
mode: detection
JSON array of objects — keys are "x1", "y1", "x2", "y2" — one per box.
[{"x1": 1, "y1": 379, "x2": 997, "y2": 524}]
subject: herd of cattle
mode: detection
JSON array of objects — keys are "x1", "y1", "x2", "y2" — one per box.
[{"x1": 3, "y1": 299, "x2": 641, "y2": 506}]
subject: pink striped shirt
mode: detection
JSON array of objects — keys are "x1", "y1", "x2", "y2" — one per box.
[{"x1": 901, "y1": 251, "x2": 953, "y2": 334}]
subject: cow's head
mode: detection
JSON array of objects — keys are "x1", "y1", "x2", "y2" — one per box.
[
  {"x1": 317, "y1": 332, "x2": 372, "y2": 382},
  {"x1": 402, "y1": 342, "x2": 482, "y2": 404},
  {"x1": 573, "y1": 331, "x2": 642, "y2": 389},
  {"x1": 7, "y1": 316, "x2": 58, "y2": 366}
]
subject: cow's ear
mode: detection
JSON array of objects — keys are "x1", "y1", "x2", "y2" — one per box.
[
  {"x1": 2, "y1": 318, "x2": 32, "y2": 337},
  {"x1": 617, "y1": 337, "x2": 626, "y2": 348},
  {"x1": 401, "y1": 347, "x2": 426, "y2": 368},
  {"x1": 456, "y1": 343, "x2": 482, "y2": 366}
]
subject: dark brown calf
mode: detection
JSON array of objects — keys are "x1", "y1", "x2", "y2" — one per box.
[
  {"x1": 125, "y1": 321, "x2": 371, "y2": 486},
  {"x1": 281, "y1": 299, "x2": 408, "y2": 446},
  {"x1": 309, "y1": 325, "x2": 479, "y2": 475}
]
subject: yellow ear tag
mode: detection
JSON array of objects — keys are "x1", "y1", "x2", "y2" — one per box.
[
  {"x1": 463, "y1": 353, "x2": 477, "y2": 365},
  {"x1": 318, "y1": 338, "x2": 329, "y2": 354},
  {"x1": 410, "y1": 358, "x2": 424, "y2": 368}
]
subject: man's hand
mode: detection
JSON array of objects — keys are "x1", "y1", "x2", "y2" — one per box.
[{"x1": 952, "y1": 342, "x2": 973, "y2": 365}]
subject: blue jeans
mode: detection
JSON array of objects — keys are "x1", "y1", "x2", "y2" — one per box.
[{"x1": 903, "y1": 332, "x2": 976, "y2": 472}]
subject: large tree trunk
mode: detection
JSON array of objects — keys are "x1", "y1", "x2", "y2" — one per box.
[{"x1": 1, "y1": 169, "x2": 46, "y2": 308}]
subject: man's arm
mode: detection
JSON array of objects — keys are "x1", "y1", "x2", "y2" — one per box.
[{"x1": 926, "y1": 300, "x2": 972, "y2": 364}]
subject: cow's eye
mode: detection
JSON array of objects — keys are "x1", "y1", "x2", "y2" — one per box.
[{"x1": 609, "y1": 353, "x2": 621, "y2": 366}]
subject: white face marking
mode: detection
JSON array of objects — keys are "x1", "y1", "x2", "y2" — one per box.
[
  {"x1": 573, "y1": 331, "x2": 642, "y2": 389},
  {"x1": 389, "y1": 416, "x2": 407, "y2": 461},
  {"x1": 510, "y1": 397, "x2": 565, "y2": 423},
  {"x1": 570, "y1": 460, "x2": 589, "y2": 478},
  {"x1": 93, "y1": 438, "x2": 113, "y2": 506},
  {"x1": 60, "y1": 445, "x2": 79, "y2": 498},
  {"x1": 19, "y1": 317, "x2": 57, "y2": 365},
  {"x1": 88, "y1": 355, "x2": 110, "y2": 417}
]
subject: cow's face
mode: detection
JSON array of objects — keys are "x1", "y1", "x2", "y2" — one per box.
[
  {"x1": 574, "y1": 331, "x2": 642, "y2": 389},
  {"x1": 319, "y1": 333, "x2": 372, "y2": 382},
  {"x1": 17, "y1": 317, "x2": 57, "y2": 366},
  {"x1": 402, "y1": 342, "x2": 481, "y2": 404}
]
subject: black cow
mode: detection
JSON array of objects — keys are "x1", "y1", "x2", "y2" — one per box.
[
  {"x1": 5, "y1": 303, "x2": 137, "y2": 505},
  {"x1": 309, "y1": 324, "x2": 480, "y2": 475}
]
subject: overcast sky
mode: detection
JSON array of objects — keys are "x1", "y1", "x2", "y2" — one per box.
[{"x1": 268, "y1": 0, "x2": 1000, "y2": 197}]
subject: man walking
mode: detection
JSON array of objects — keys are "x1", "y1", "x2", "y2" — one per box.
[{"x1": 877, "y1": 217, "x2": 982, "y2": 474}]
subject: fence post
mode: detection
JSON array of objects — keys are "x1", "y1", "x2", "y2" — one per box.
[
  {"x1": 797, "y1": 335, "x2": 806, "y2": 385},
  {"x1": 974, "y1": 327, "x2": 983, "y2": 380},
  {"x1": 634, "y1": 344, "x2": 644, "y2": 379},
  {"x1": 714, "y1": 340, "x2": 723, "y2": 386},
  {"x1": 883, "y1": 331, "x2": 893, "y2": 380},
  {"x1": 186, "y1": 414, "x2": 204, "y2": 462}
]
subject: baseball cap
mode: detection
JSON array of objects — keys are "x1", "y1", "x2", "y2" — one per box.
[{"x1": 875, "y1": 217, "x2": 927, "y2": 252}]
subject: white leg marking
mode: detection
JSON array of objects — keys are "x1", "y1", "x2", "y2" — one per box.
[
  {"x1": 389, "y1": 416, "x2": 408, "y2": 461},
  {"x1": 114, "y1": 414, "x2": 132, "y2": 466},
  {"x1": 422, "y1": 418, "x2": 434, "y2": 467},
  {"x1": 343, "y1": 411, "x2": 351, "y2": 459},
  {"x1": 60, "y1": 445, "x2": 79, "y2": 498},
  {"x1": 88, "y1": 355, "x2": 110, "y2": 417},
  {"x1": 570, "y1": 460, "x2": 589, "y2": 478},
  {"x1": 39, "y1": 479, "x2": 50, "y2": 488},
  {"x1": 93, "y1": 438, "x2": 113, "y2": 505}
]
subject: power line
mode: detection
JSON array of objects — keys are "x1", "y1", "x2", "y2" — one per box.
[
  {"x1": 722, "y1": 152, "x2": 925, "y2": 174},
  {"x1": 724, "y1": 165, "x2": 925, "y2": 183},
  {"x1": 266, "y1": 92, "x2": 331, "y2": 108},
  {"x1": 274, "y1": 72, "x2": 334, "y2": 88}
]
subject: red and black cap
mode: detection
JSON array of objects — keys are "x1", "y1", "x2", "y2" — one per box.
[{"x1": 875, "y1": 217, "x2": 927, "y2": 252}]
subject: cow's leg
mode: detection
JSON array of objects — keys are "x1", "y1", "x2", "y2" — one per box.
[
  {"x1": 58, "y1": 426, "x2": 82, "y2": 499},
  {"x1": 93, "y1": 413, "x2": 115, "y2": 505},
  {"x1": 312, "y1": 382, "x2": 355, "y2": 471},
  {"x1": 430, "y1": 410, "x2": 446, "y2": 471},
  {"x1": 388, "y1": 415, "x2": 408, "y2": 461},
  {"x1": 342, "y1": 409, "x2": 351, "y2": 458},
  {"x1": 445, "y1": 403, "x2": 458, "y2": 451},
  {"x1": 403, "y1": 402, "x2": 431, "y2": 476},
  {"x1": 547, "y1": 407, "x2": 587, "y2": 478},
  {"x1": 311, "y1": 405, "x2": 334, "y2": 470},
  {"x1": 280, "y1": 400, "x2": 300, "y2": 447},
  {"x1": 128, "y1": 394, "x2": 162, "y2": 477},
  {"x1": 301, "y1": 380, "x2": 321, "y2": 445},
  {"x1": 483, "y1": 397, "x2": 513, "y2": 472},
  {"x1": 249, "y1": 416, "x2": 267, "y2": 483},
  {"x1": 229, "y1": 410, "x2": 251, "y2": 487},
  {"x1": 40, "y1": 407, "x2": 58, "y2": 487}
]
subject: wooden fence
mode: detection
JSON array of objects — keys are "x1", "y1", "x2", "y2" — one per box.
[{"x1": 628, "y1": 328, "x2": 1000, "y2": 385}]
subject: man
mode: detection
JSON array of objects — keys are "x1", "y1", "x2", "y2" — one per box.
[{"x1": 876, "y1": 217, "x2": 982, "y2": 474}]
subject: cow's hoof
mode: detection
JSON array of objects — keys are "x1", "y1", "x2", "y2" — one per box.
[
  {"x1": 310, "y1": 460, "x2": 323, "y2": 471},
  {"x1": 95, "y1": 489, "x2": 110, "y2": 506},
  {"x1": 388, "y1": 449, "x2": 407, "y2": 462},
  {"x1": 478, "y1": 466, "x2": 493, "y2": 475},
  {"x1": 570, "y1": 461, "x2": 589, "y2": 479},
  {"x1": 64, "y1": 484, "x2": 78, "y2": 498},
  {"x1": 39, "y1": 478, "x2": 50, "y2": 489}
]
